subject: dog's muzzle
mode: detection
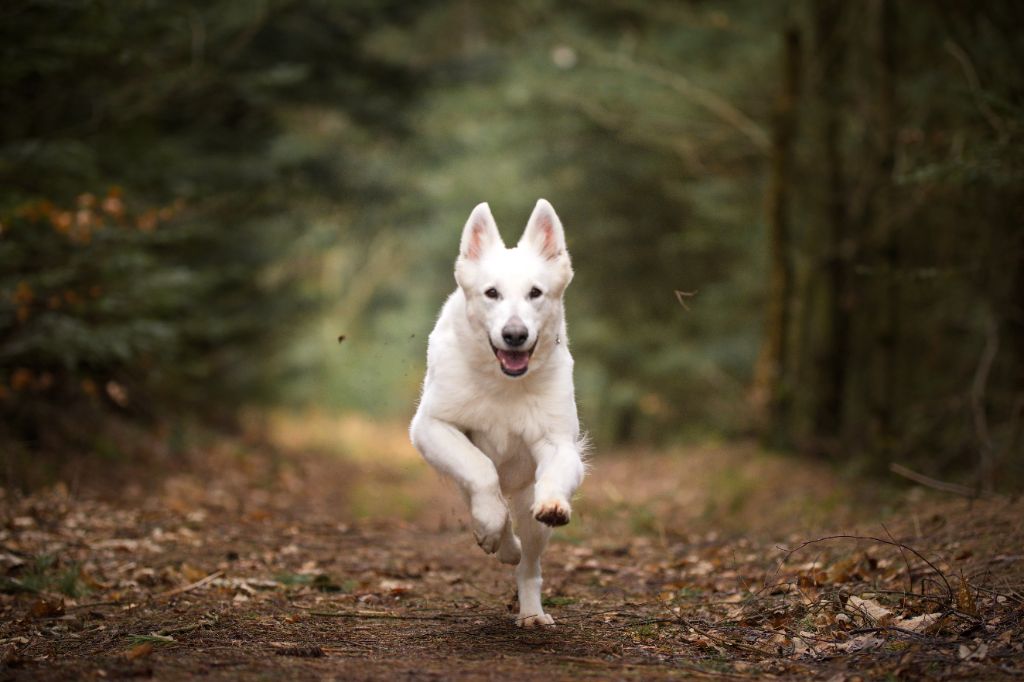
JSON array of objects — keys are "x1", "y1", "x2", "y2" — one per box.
[{"x1": 490, "y1": 340, "x2": 535, "y2": 377}]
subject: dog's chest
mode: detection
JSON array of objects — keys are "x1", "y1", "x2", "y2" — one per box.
[
  {"x1": 457, "y1": 394, "x2": 545, "y2": 461},
  {"x1": 467, "y1": 426, "x2": 527, "y2": 467},
  {"x1": 452, "y1": 382, "x2": 540, "y2": 425}
]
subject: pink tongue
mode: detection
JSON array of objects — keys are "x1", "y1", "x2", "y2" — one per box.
[{"x1": 497, "y1": 350, "x2": 529, "y2": 372}]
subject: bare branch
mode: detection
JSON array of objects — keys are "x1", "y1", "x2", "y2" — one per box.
[
  {"x1": 578, "y1": 43, "x2": 771, "y2": 154},
  {"x1": 776, "y1": 534, "x2": 953, "y2": 601},
  {"x1": 889, "y1": 463, "x2": 976, "y2": 498},
  {"x1": 970, "y1": 313, "x2": 1000, "y2": 493},
  {"x1": 944, "y1": 40, "x2": 1008, "y2": 140},
  {"x1": 156, "y1": 570, "x2": 224, "y2": 600}
]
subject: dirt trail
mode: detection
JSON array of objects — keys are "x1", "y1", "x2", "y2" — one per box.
[{"x1": 1, "y1": 417, "x2": 1022, "y2": 680}]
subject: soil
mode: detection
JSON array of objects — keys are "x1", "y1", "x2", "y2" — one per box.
[{"x1": 1, "y1": 416, "x2": 1022, "y2": 680}]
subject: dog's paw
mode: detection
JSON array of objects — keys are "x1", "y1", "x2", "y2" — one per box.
[
  {"x1": 496, "y1": 530, "x2": 522, "y2": 565},
  {"x1": 473, "y1": 529, "x2": 502, "y2": 554},
  {"x1": 471, "y1": 495, "x2": 508, "y2": 555},
  {"x1": 516, "y1": 612, "x2": 555, "y2": 628},
  {"x1": 533, "y1": 498, "x2": 571, "y2": 527}
]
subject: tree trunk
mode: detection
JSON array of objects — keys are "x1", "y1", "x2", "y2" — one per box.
[
  {"x1": 754, "y1": 27, "x2": 802, "y2": 445},
  {"x1": 873, "y1": 0, "x2": 899, "y2": 457},
  {"x1": 811, "y1": 0, "x2": 851, "y2": 453}
]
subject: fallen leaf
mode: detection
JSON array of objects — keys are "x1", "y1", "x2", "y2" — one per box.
[
  {"x1": 0, "y1": 553, "x2": 26, "y2": 570},
  {"x1": 30, "y1": 598, "x2": 64, "y2": 619},
  {"x1": 125, "y1": 643, "x2": 153, "y2": 661},
  {"x1": 128, "y1": 634, "x2": 175, "y2": 645},
  {"x1": 847, "y1": 595, "x2": 892, "y2": 625},
  {"x1": 688, "y1": 560, "x2": 715, "y2": 576},
  {"x1": 379, "y1": 579, "x2": 413, "y2": 594},
  {"x1": 791, "y1": 633, "x2": 814, "y2": 657},
  {"x1": 897, "y1": 612, "x2": 943, "y2": 634},
  {"x1": 827, "y1": 556, "x2": 858, "y2": 583},
  {"x1": 956, "y1": 578, "x2": 978, "y2": 616},
  {"x1": 1, "y1": 642, "x2": 22, "y2": 666},
  {"x1": 180, "y1": 563, "x2": 207, "y2": 583},
  {"x1": 836, "y1": 633, "x2": 884, "y2": 652},
  {"x1": 958, "y1": 642, "x2": 987, "y2": 661}
]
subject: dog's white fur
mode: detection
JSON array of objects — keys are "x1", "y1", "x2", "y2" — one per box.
[{"x1": 410, "y1": 199, "x2": 585, "y2": 627}]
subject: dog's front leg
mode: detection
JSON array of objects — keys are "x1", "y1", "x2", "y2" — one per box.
[
  {"x1": 530, "y1": 438, "x2": 584, "y2": 527},
  {"x1": 410, "y1": 415, "x2": 511, "y2": 555}
]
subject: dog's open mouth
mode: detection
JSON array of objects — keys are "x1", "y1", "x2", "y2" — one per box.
[{"x1": 491, "y1": 342, "x2": 535, "y2": 377}]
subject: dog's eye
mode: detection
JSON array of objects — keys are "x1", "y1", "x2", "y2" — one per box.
[
  {"x1": 484, "y1": 287, "x2": 499, "y2": 299},
  {"x1": 528, "y1": 287, "x2": 543, "y2": 300}
]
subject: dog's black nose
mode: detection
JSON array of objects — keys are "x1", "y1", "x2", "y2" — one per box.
[{"x1": 502, "y1": 322, "x2": 529, "y2": 347}]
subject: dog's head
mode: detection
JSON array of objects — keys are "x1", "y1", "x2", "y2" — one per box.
[{"x1": 454, "y1": 199, "x2": 573, "y2": 378}]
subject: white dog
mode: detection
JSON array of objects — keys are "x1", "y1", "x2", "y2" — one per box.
[{"x1": 410, "y1": 199, "x2": 586, "y2": 627}]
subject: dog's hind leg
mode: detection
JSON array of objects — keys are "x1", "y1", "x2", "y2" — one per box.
[
  {"x1": 510, "y1": 486, "x2": 554, "y2": 627},
  {"x1": 495, "y1": 518, "x2": 521, "y2": 565},
  {"x1": 410, "y1": 415, "x2": 508, "y2": 554}
]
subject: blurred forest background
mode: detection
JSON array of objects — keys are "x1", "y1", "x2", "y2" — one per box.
[{"x1": 2, "y1": 0, "x2": 1022, "y2": 491}]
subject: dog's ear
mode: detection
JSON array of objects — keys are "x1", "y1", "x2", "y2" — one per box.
[
  {"x1": 459, "y1": 202, "x2": 504, "y2": 261},
  {"x1": 519, "y1": 199, "x2": 567, "y2": 261}
]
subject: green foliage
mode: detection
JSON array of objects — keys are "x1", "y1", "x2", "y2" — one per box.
[
  {"x1": 307, "y1": 1, "x2": 782, "y2": 445},
  {"x1": 274, "y1": 573, "x2": 356, "y2": 593},
  {"x1": 0, "y1": 0, "x2": 420, "y2": 442},
  {"x1": 127, "y1": 634, "x2": 177, "y2": 646},
  {"x1": 0, "y1": 554, "x2": 87, "y2": 598},
  {"x1": 3, "y1": 0, "x2": 1021, "y2": 484}
]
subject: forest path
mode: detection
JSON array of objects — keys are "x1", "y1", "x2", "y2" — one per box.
[{"x1": 1, "y1": 416, "x2": 1022, "y2": 680}]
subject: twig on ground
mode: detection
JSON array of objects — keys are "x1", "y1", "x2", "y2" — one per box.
[
  {"x1": 67, "y1": 600, "x2": 121, "y2": 611},
  {"x1": 882, "y1": 522, "x2": 915, "y2": 594},
  {"x1": 775, "y1": 534, "x2": 953, "y2": 601},
  {"x1": 974, "y1": 584, "x2": 1024, "y2": 605},
  {"x1": 127, "y1": 633, "x2": 176, "y2": 645},
  {"x1": 849, "y1": 624, "x2": 937, "y2": 640},
  {"x1": 304, "y1": 609, "x2": 464, "y2": 621},
  {"x1": 157, "y1": 623, "x2": 205, "y2": 636},
  {"x1": 558, "y1": 604, "x2": 652, "y2": 622},
  {"x1": 156, "y1": 570, "x2": 224, "y2": 600}
]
